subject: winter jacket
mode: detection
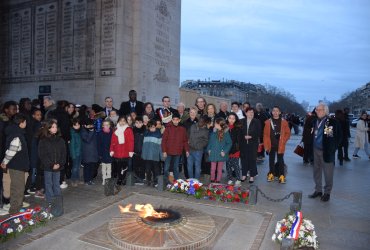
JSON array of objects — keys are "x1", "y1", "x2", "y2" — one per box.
[
  {"x1": 142, "y1": 129, "x2": 162, "y2": 161},
  {"x1": 38, "y1": 135, "x2": 66, "y2": 172},
  {"x1": 133, "y1": 126, "x2": 146, "y2": 155},
  {"x1": 161, "y1": 123, "x2": 189, "y2": 155},
  {"x1": 228, "y1": 124, "x2": 242, "y2": 155},
  {"x1": 354, "y1": 119, "x2": 369, "y2": 149},
  {"x1": 97, "y1": 130, "x2": 113, "y2": 163},
  {"x1": 206, "y1": 129, "x2": 232, "y2": 162},
  {"x1": 263, "y1": 118, "x2": 291, "y2": 154},
  {"x1": 240, "y1": 118, "x2": 261, "y2": 159},
  {"x1": 188, "y1": 124, "x2": 209, "y2": 151},
  {"x1": 3, "y1": 123, "x2": 29, "y2": 171},
  {"x1": 110, "y1": 126, "x2": 134, "y2": 158},
  {"x1": 310, "y1": 117, "x2": 341, "y2": 163},
  {"x1": 93, "y1": 111, "x2": 106, "y2": 133},
  {"x1": 81, "y1": 128, "x2": 99, "y2": 163},
  {"x1": 69, "y1": 128, "x2": 82, "y2": 159}
]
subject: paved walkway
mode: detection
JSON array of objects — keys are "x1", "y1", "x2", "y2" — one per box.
[{"x1": 1, "y1": 129, "x2": 369, "y2": 250}]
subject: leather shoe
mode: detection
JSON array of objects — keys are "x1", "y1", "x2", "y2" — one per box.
[
  {"x1": 308, "y1": 191, "x2": 322, "y2": 199},
  {"x1": 321, "y1": 193, "x2": 330, "y2": 202}
]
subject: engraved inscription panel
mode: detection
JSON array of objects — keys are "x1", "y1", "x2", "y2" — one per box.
[{"x1": 100, "y1": 0, "x2": 116, "y2": 70}]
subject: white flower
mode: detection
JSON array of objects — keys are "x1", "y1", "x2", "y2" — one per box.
[
  {"x1": 272, "y1": 234, "x2": 276, "y2": 241},
  {"x1": 41, "y1": 211, "x2": 48, "y2": 218},
  {"x1": 14, "y1": 218, "x2": 21, "y2": 224},
  {"x1": 7, "y1": 228, "x2": 14, "y2": 234},
  {"x1": 17, "y1": 225, "x2": 23, "y2": 232},
  {"x1": 28, "y1": 219, "x2": 35, "y2": 226}
]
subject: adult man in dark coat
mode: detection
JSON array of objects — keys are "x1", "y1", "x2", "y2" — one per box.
[
  {"x1": 103, "y1": 97, "x2": 118, "y2": 117},
  {"x1": 119, "y1": 90, "x2": 144, "y2": 116},
  {"x1": 308, "y1": 103, "x2": 342, "y2": 202}
]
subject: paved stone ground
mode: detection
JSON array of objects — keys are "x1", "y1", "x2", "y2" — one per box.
[{"x1": 1, "y1": 128, "x2": 369, "y2": 250}]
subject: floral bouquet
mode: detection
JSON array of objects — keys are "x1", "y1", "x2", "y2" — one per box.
[
  {"x1": 168, "y1": 179, "x2": 203, "y2": 197},
  {"x1": 272, "y1": 211, "x2": 319, "y2": 249},
  {"x1": 203, "y1": 183, "x2": 249, "y2": 203},
  {"x1": 0, "y1": 206, "x2": 53, "y2": 242},
  {"x1": 168, "y1": 180, "x2": 249, "y2": 204}
]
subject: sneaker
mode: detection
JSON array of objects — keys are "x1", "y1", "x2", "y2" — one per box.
[
  {"x1": 235, "y1": 180, "x2": 241, "y2": 187},
  {"x1": 24, "y1": 190, "x2": 31, "y2": 197},
  {"x1": 22, "y1": 202, "x2": 30, "y2": 208},
  {"x1": 352, "y1": 155, "x2": 360, "y2": 159},
  {"x1": 0, "y1": 208, "x2": 9, "y2": 216},
  {"x1": 227, "y1": 180, "x2": 234, "y2": 185},
  {"x1": 27, "y1": 187, "x2": 37, "y2": 194},
  {"x1": 2, "y1": 203, "x2": 10, "y2": 211},
  {"x1": 34, "y1": 191, "x2": 45, "y2": 199},
  {"x1": 60, "y1": 181, "x2": 68, "y2": 189},
  {"x1": 267, "y1": 173, "x2": 274, "y2": 182},
  {"x1": 279, "y1": 175, "x2": 286, "y2": 184}
]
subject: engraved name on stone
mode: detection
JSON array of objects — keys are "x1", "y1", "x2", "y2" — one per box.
[
  {"x1": 0, "y1": 14, "x2": 10, "y2": 77},
  {"x1": 45, "y1": 3, "x2": 58, "y2": 74},
  {"x1": 100, "y1": 0, "x2": 116, "y2": 69},
  {"x1": 34, "y1": 5, "x2": 46, "y2": 75},
  {"x1": 61, "y1": 0, "x2": 74, "y2": 72},
  {"x1": 20, "y1": 9, "x2": 32, "y2": 76},
  {"x1": 153, "y1": 0, "x2": 172, "y2": 82},
  {"x1": 11, "y1": 10, "x2": 22, "y2": 76},
  {"x1": 73, "y1": 0, "x2": 87, "y2": 72}
]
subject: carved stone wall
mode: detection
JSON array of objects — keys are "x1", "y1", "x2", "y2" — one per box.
[{"x1": 0, "y1": 0, "x2": 180, "y2": 106}]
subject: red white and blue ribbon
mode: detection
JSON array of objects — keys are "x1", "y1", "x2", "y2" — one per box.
[
  {"x1": 289, "y1": 211, "x2": 303, "y2": 240},
  {"x1": 0, "y1": 209, "x2": 34, "y2": 225}
]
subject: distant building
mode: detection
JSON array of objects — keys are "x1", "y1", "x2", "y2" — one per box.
[{"x1": 180, "y1": 79, "x2": 266, "y2": 104}]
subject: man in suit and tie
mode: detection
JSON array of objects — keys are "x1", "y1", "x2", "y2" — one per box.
[
  {"x1": 103, "y1": 97, "x2": 118, "y2": 117},
  {"x1": 119, "y1": 90, "x2": 144, "y2": 116}
]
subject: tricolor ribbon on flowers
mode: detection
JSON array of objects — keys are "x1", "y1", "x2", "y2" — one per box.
[
  {"x1": 0, "y1": 209, "x2": 34, "y2": 225},
  {"x1": 289, "y1": 211, "x2": 303, "y2": 240}
]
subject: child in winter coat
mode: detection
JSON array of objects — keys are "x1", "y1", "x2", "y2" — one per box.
[
  {"x1": 81, "y1": 119, "x2": 99, "y2": 185},
  {"x1": 69, "y1": 118, "x2": 82, "y2": 187},
  {"x1": 226, "y1": 112, "x2": 242, "y2": 186},
  {"x1": 141, "y1": 120, "x2": 162, "y2": 186},
  {"x1": 206, "y1": 117, "x2": 232, "y2": 183},
  {"x1": 110, "y1": 116, "x2": 134, "y2": 185},
  {"x1": 161, "y1": 113, "x2": 189, "y2": 181},
  {"x1": 98, "y1": 120, "x2": 113, "y2": 185},
  {"x1": 38, "y1": 119, "x2": 66, "y2": 206},
  {"x1": 187, "y1": 116, "x2": 209, "y2": 179},
  {"x1": 133, "y1": 116, "x2": 146, "y2": 182}
]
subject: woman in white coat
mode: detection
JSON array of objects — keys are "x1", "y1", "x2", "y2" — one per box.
[{"x1": 353, "y1": 111, "x2": 370, "y2": 159}]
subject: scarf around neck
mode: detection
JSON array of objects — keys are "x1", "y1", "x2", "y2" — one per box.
[{"x1": 115, "y1": 124, "x2": 128, "y2": 144}]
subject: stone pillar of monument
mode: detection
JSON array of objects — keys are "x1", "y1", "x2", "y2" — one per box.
[{"x1": 0, "y1": 0, "x2": 181, "y2": 107}]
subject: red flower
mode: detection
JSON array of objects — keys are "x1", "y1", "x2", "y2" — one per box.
[
  {"x1": 193, "y1": 184, "x2": 199, "y2": 190},
  {"x1": 34, "y1": 206, "x2": 41, "y2": 212},
  {"x1": 216, "y1": 190, "x2": 221, "y2": 195},
  {"x1": 207, "y1": 190, "x2": 212, "y2": 196},
  {"x1": 234, "y1": 197, "x2": 240, "y2": 202},
  {"x1": 234, "y1": 194, "x2": 240, "y2": 199},
  {"x1": 226, "y1": 194, "x2": 232, "y2": 199},
  {"x1": 24, "y1": 213, "x2": 32, "y2": 220},
  {"x1": 241, "y1": 192, "x2": 248, "y2": 199},
  {"x1": 281, "y1": 225, "x2": 288, "y2": 232},
  {"x1": 2, "y1": 223, "x2": 10, "y2": 228},
  {"x1": 227, "y1": 185, "x2": 234, "y2": 191}
]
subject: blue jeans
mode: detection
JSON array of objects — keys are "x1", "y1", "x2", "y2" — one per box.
[
  {"x1": 187, "y1": 151, "x2": 202, "y2": 179},
  {"x1": 44, "y1": 171, "x2": 61, "y2": 203},
  {"x1": 164, "y1": 155, "x2": 180, "y2": 180},
  {"x1": 71, "y1": 156, "x2": 81, "y2": 181}
]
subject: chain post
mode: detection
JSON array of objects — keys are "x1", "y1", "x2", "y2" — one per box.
[
  {"x1": 281, "y1": 238, "x2": 294, "y2": 250},
  {"x1": 290, "y1": 191, "x2": 302, "y2": 213},
  {"x1": 249, "y1": 184, "x2": 257, "y2": 205},
  {"x1": 157, "y1": 175, "x2": 166, "y2": 191},
  {"x1": 126, "y1": 172, "x2": 135, "y2": 186}
]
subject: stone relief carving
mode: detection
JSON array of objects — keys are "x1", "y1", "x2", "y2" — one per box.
[{"x1": 153, "y1": 67, "x2": 169, "y2": 82}]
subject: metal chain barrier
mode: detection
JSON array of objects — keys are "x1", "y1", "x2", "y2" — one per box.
[{"x1": 256, "y1": 187, "x2": 294, "y2": 203}]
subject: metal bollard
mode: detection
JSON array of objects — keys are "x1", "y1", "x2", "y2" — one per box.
[
  {"x1": 290, "y1": 191, "x2": 302, "y2": 212},
  {"x1": 281, "y1": 238, "x2": 294, "y2": 250},
  {"x1": 126, "y1": 172, "x2": 135, "y2": 186},
  {"x1": 157, "y1": 175, "x2": 166, "y2": 191},
  {"x1": 249, "y1": 184, "x2": 257, "y2": 205}
]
